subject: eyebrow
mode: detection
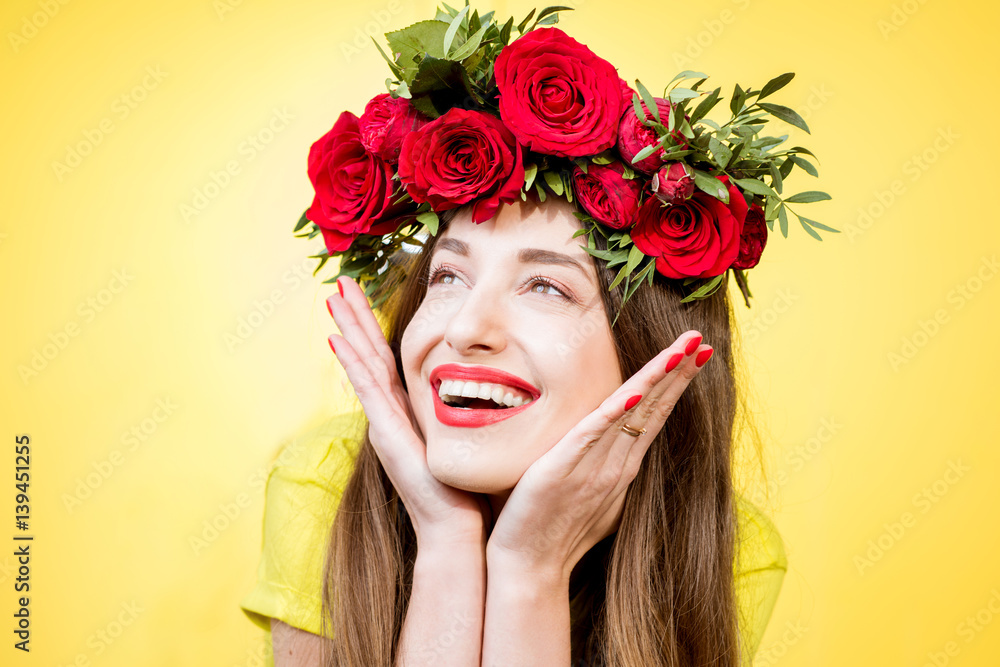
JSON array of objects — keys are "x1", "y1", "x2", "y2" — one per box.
[{"x1": 434, "y1": 237, "x2": 590, "y2": 278}]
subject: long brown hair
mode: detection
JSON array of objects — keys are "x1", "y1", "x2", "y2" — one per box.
[{"x1": 320, "y1": 202, "x2": 744, "y2": 666}]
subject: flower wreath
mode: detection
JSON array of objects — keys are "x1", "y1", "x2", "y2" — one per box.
[{"x1": 293, "y1": 3, "x2": 835, "y2": 326}]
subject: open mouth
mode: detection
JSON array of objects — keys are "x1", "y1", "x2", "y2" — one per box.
[
  {"x1": 435, "y1": 379, "x2": 535, "y2": 411},
  {"x1": 441, "y1": 396, "x2": 514, "y2": 410}
]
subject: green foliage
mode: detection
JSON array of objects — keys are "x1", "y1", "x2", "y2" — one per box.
[{"x1": 297, "y1": 3, "x2": 833, "y2": 314}]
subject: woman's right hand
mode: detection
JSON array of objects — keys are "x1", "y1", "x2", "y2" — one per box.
[{"x1": 326, "y1": 276, "x2": 491, "y2": 549}]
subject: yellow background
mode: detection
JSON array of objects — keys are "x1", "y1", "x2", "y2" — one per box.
[{"x1": 2, "y1": 0, "x2": 998, "y2": 664}]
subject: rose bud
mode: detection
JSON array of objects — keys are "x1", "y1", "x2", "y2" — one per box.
[
  {"x1": 358, "y1": 93, "x2": 428, "y2": 164},
  {"x1": 651, "y1": 162, "x2": 695, "y2": 206},
  {"x1": 731, "y1": 202, "x2": 768, "y2": 270}
]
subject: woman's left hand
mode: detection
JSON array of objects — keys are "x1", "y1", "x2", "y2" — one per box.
[{"x1": 485, "y1": 330, "x2": 713, "y2": 582}]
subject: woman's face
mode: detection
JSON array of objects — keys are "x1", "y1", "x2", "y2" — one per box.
[{"x1": 400, "y1": 197, "x2": 624, "y2": 493}]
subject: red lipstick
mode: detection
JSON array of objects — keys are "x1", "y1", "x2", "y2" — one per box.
[{"x1": 429, "y1": 364, "x2": 540, "y2": 428}]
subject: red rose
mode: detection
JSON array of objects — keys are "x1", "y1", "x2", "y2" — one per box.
[
  {"x1": 731, "y1": 202, "x2": 768, "y2": 270},
  {"x1": 397, "y1": 108, "x2": 524, "y2": 223},
  {"x1": 631, "y1": 176, "x2": 748, "y2": 279},
  {"x1": 494, "y1": 28, "x2": 624, "y2": 158},
  {"x1": 617, "y1": 96, "x2": 683, "y2": 174},
  {"x1": 651, "y1": 162, "x2": 695, "y2": 205},
  {"x1": 571, "y1": 162, "x2": 642, "y2": 229},
  {"x1": 306, "y1": 111, "x2": 404, "y2": 254},
  {"x1": 358, "y1": 93, "x2": 428, "y2": 163}
]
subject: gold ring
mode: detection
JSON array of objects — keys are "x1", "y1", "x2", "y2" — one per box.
[{"x1": 620, "y1": 422, "x2": 646, "y2": 437}]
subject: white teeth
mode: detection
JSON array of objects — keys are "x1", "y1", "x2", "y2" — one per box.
[{"x1": 437, "y1": 379, "x2": 534, "y2": 408}]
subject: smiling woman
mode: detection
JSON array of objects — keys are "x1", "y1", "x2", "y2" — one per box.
[
  {"x1": 239, "y1": 3, "x2": 826, "y2": 665},
  {"x1": 240, "y1": 192, "x2": 787, "y2": 667}
]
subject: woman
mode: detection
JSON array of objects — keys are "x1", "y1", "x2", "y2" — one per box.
[
  {"x1": 241, "y1": 5, "x2": 830, "y2": 664},
  {"x1": 243, "y1": 195, "x2": 787, "y2": 666}
]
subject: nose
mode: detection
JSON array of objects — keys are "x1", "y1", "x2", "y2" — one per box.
[{"x1": 442, "y1": 284, "x2": 508, "y2": 355}]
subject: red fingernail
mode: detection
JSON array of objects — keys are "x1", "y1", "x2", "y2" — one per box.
[
  {"x1": 684, "y1": 335, "x2": 702, "y2": 356},
  {"x1": 695, "y1": 348, "x2": 714, "y2": 367},
  {"x1": 328, "y1": 336, "x2": 337, "y2": 354},
  {"x1": 337, "y1": 279, "x2": 343, "y2": 298},
  {"x1": 624, "y1": 394, "x2": 642, "y2": 411},
  {"x1": 665, "y1": 352, "x2": 683, "y2": 374}
]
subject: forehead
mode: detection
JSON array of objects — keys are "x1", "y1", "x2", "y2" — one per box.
[{"x1": 438, "y1": 198, "x2": 590, "y2": 260}]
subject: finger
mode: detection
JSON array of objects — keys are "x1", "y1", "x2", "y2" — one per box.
[
  {"x1": 327, "y1": 288, "x2": 406, "y2": 415},
  {"x1": 578, "y1": 332, "x2": 709, "y2": 481},
  {"x1": 328, "y1": 333, "x2": 423, "y2": 479},
  {"x1": 333, "y1": 276, "x2": 400, "y2": 383},
  {"x1": 613, "y1": 343, "x2": 714, "y2": 486},
  {"x1": 539, "y1": 331, "x2": 705, "y2": 477}
]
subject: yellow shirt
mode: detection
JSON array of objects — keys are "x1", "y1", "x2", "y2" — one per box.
[{"x1": 241, "y1": 410, "x2": 787, "y2": 665}]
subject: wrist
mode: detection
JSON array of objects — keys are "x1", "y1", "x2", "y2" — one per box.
[{"x1": 486, "y1": 545, "x2": 571, "y2": 592}]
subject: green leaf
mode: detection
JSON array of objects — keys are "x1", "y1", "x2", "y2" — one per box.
[
  {"x1": 730, "y1": 82, "x2": 746, "y2": 115},
  {"x1": 692, "y1": 169, "x2": 729, "y2": 203},
  {"x1": 386, "y1": 20, "x2": 450, "y2": 67},
  {"x1": 635, "y1": 79, "x2": 660, "y2": 123},
  {"x1": 798, "y1": 216, "x2": 823, "y2": 241},
  {"x1": 448, "y1": 21, "x2": 489, "y2": 61},
  {"x1": 667, "y1": 87, "x2": 701, "y2": 103},
  {"x1": 609, "y1": 262, "x2": 631, "y2": 291},
  {"x1": 625, "y1": 260, "x2": 655, "y2": 304},
  {"x1": 571, "y1": 227, "x2": 589, "y2": 239},
  {"x1": 393, "y1": 79, "x2": 411, "y2": 99},
  {"x1": 499, "y1": 16, "x2": 514, "y2": 44},
  {"x1": 680, "y1": 273, "x2": 725, "y2": 303},
  {"x1": 789, "y1": 155, "x2": 818, "y2": 177},
  {"x1": 784, "y1": 190, "x2": 831, "y2": 204},
  {"x1": 757, "y1": 102, "x2": 811, "y2": 134},
  {"x1": 668, "y1": 70, "x2": 709, "y2": 86},
  {"x1": 607, "y1": 254, "x2": 628, "y2": 269},
  {"x1": 517, "y1": 8, "x2": 536, "y2": 34},
  {"x1": 294, "y1": 209, "x2": 310, "y2": 233},
  {"x1": 416, "y1": 210, "x2": 439, "y2": 235},
  {"x1": 542, "y1": 169, "x2": 564, "y2": 196},
  {"x1": 630, "y1": 143, "x2": 659, "y2": 164},
  {"x1": 788, "y1": 145, "x2": 818, "y2": 158},
  {"x1": 758, "y1": 72, "x2": 795, "y2": 100},
  {"x1": 779, "y1": 156, "x2": 794, "y2": 179},
  {"x1": 535, "y1": 6, "x2": 574, "y2": 22},
  {"x1": 709, "y1": 136, "x2": 732, "y2": 168},
  {"x1": 371, "y1": 37, "x2": 404, "y2": 79},
  {"x1": 523, "y1": 162, "x2": 538, "y2": 191},
  {"x1": 798, "y1": 216, "x2": 841, "y2": 233},
  {"x1": 580, "y1": 245, "x2": 618, "y2": 261},
  {"x1": 778, "y1": 205, "x2": 789, "y2": 238},
  {"x1": 698, "y1": 118, "x2": 722, "y2": 132},
  {"x1": 734, "y1": 177, "x2": 775, "y2": 198},
  {"x1": 768, "y1": 162, "x2": 783, "y2": 195},
  {"x1": 754, "y1": 135, "x2": 787, "y2": 150},
  {"x1": 690, "y1": 86, "x2": 721, "y2": 124},
  {"x1": 625, "y1": 243, "x2": 644, "y2": 273},
  {"x1": 443, "y1": 5, "x2": 471, "y2": 57},
  {"x1": 764, "y1": 195, "x2": 781, "y2": 220}
]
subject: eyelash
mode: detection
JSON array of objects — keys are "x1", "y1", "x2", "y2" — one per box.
[{"x1": 424, "y1": 263, "x2": 573, "y2": 301}]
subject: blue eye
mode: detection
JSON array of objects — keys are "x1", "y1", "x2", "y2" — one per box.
[{"x1": 424, "y1": 264, "x2": 573, "y2": 301}]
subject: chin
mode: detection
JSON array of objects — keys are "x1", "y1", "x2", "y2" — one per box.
[{"x1": 426, "y1": 447, "x2": 516, "y2": 494}]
